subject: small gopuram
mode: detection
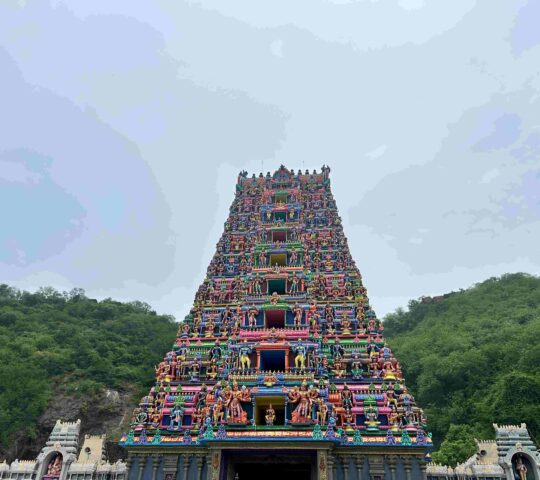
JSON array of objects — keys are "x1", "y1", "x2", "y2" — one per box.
[
  {"x1": 427, "y1": 424, "x2": 540, "y2": 480},
  {"x1": 120, "y1": 166, "x2": 432, "y2": 480},
  {"x1": 0, "y1": 420, "x2": 126, "y2": 480}
]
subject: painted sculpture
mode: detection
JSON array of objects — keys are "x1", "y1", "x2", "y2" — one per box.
[{"x1": 124, "y1": 165, "x2": 430, "y2": 452}]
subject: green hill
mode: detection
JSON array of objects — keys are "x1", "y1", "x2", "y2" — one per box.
[
  {"x1": 384, "y1": 272, "x2": 540, "y2": 465},
  {"x1": 0, "y1": 285, "x2": 177, "y2": 460}
]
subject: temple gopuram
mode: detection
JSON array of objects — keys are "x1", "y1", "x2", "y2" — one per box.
[{"x1": 120, "y1": 166, "x2": 432, "y2": 480}]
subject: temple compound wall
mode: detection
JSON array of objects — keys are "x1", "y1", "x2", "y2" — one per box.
[
  {"x1": 427, "y1": 424, "x2": 540, "y2": 480},
  {"x1": 0, "y1": 421, "x2": 126, "y2": 480}
]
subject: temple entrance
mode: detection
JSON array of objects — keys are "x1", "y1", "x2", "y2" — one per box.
[
  {"x1": 236, "y1": 462, "x2": 311, "y2": 480},
  {"x1": 222, "y1": 450, "x2": 315, "y2": 480}
]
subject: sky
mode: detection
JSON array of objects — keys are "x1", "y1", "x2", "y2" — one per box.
[{"x1": 0, "y1": 0, "x2": 539, "y2": 319}]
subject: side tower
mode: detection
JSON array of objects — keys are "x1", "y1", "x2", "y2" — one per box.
[{"x1": 120, "y1": 166, "x2": 431, "y2": 480}]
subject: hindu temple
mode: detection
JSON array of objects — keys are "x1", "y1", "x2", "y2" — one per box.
[{"x1": 119, "y1": 166, "x2": 433, "y2": 480}]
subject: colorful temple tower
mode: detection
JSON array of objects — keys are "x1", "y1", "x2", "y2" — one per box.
[{"x1": 120, "y1": 166, "x2": 432, "y2": 480}]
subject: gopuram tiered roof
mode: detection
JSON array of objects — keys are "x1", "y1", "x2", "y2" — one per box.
[{"x1": 120, "y1": 166, "x2": 432, "y2": 480}]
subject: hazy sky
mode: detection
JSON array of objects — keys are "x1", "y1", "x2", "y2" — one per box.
[{"x1": 1, "y1": 0, "x2": 539, "y2": 319}]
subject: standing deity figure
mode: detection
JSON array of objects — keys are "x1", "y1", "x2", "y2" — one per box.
[
  {"x1": 288, "y1": 380, "x2": 313, "y2": 423},
  {"x1": 210, "y1": 340, "x2": 222, "y2": 361},
  {"x1": 316, "y1": 398, "x2": 329, "y2": 425},
  {"x1": 351, "y1": 352, "x2": 364, "y2": 379},
  {"x1": 292, "y1": 303, "x2": 303, "y2": 326},
  {"x1": 324, "y1": 303, "x2": 335, "y2": 327},
  {"x1": 340, "y1": 384, "x2": 353, "y2": 411},
  {"x1": 400, "y1": 388, "x2": 413, "y2": 413},
  {"x1": 265, "y1": 405, "x2": 276, "y2": 425},
  {"x1": 331, "y1": 338, "x2": 344, "y2": 359},
  {"x1": 516, "y1": 457, "x2": 528, "y2": 480},
  {"x1": 294, "y1": 340, "x2": 308, "y2": 369},
  {"x1": 239, "y1": 340, "x2": 252, "y2": 370},
  {"x1": 258, "y1": 250, "x2": 267, "y2": 267},
  {"x1": 289, "y1": 272, "x2": 299, "y2": 294},
  {"x1": 213, "y1": 397, "x2": 225, "y2": 425},
  {"x1": 247, "y1": 304, "x2": 259, "y2": 327},
  {"x1": 170, "y1": 404, "x2": 184, "y2": 430},
  {"x1": 226, "y1": 381, "x2": 250, "y2": 423},
  {"x1": 253, "y1": 275, "x2": 263, "y2": 295}
]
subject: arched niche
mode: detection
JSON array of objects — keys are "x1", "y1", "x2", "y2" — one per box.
[{"x1": 511, "y1": 453, "x2": 538, "y2": 480}]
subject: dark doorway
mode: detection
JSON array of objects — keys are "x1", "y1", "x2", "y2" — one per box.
[
  {"x1": 224, "y1": 450, "x2": 315, "y2": 480},
  {"x1": 235, "y1": 462, "x2": 311, "y2": 480},
  {"x1": 272, "y1": 230, "x2": 287, "y2": 242},
  {"x1": 260, "y1": 350, "x2": 285, "y2": 371},
  {"x1": 265, "y1": 310, "x2": 285, "y2": 328},
  {"x1": 275, "y1": 211, "x2": 286, "y2": 222},
  {"x1": 267, "y1": 278, "x2": 286, "y2": 295}
]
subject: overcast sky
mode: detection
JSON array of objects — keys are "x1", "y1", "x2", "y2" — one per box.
[{"x1": 1, "y1": 0, "x2": 539, "y2": 319}]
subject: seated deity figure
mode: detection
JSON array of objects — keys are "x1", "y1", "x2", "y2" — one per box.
[
  {"x1": 351, "y1": 351, "x2": 364, "y2": 379},
  {"x1": 204, "y1": 318, "x2": 215, "y2": 338},
  {"x1": 265, "y1": 405, "x2": 276, "y2": 425},
  {"x1": 340, "y1": 312, "x2": 352, "y2": 334}
]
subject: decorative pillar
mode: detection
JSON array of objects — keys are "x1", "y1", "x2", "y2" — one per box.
[
  {"x1": 417, "y1": 455, "x2": 427, "y2": 480},
  {"x1": 341, "y1": 456, "x2": 350, "y2": 480},
  {"x1": 151, "y1": 455, "x2": 160, "y2": 480},
  {"x1": 354, "y1": 455, "x2": 364, "y2": 480},
  {"x1": 387, "y1": 456, "x2": 396, "y2": 480},
  {"x1": 196, "y1": 455, "x2": 204, "y2": 480},
  {"x1": 206, "y1": 451, "x2": 221, "y2": 480},
  {"x1": 285, "y1": 349, "x2": 290, "y2": 371},
  {"x1": 125, "y1": 453, "x2": 133, "y2": 480},
  {"x1": 317, "y1": 451, "x2": 328, "y2": 480},
  {"x1": 136, "y1": 455, "x2": 147, "y2": 480},
  {"x1": 401, "y1": 457, "x2": 411, "y2": 480},
  {"x1": 182, "y1": 454, "x2": 191, "y2": 480},
  {"x1": 257, "y1": 350, "x2": 261, "y2": 370},
  {"x1": 327, "y1": 455, "x2": 335, "y2": 480}
]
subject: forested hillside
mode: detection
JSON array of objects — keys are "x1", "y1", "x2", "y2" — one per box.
[
  {"x1": 384, "y1": 273, "x2": 540, "y2": 466},
  {"x1": 0, "y1": 285, "x2": 177, "y2": 460}
]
